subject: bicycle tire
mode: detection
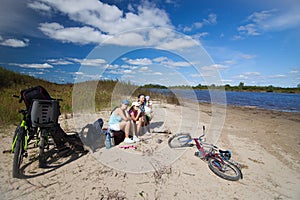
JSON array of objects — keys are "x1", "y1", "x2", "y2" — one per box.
[
  {"x1": 12, "y1": 125, "x2": 20, "y2": 144},
  {"x1": 39, "y1": 130, "x2": 46, "y2": 168},
  {"x1": 168, "y1": 133, "x2": 192, "y2": 148},
  {"x1": 208, "y1": 158, "x2": 241, "y2": 181},
  {"x1": 12, "y1": 127, "x2": 25, "y2": 178}
]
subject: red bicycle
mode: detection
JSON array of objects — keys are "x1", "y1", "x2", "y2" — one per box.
[{"x1": 168, "y1": 126, "x2": 243, "y2": 181}]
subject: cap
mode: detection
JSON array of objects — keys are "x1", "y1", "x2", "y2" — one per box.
[
  {"x1": 121, "y1": 99, "x2": 130, "y2": 105},
  {"x1": 131, "y1": 101, "x2": 140, "y2": 107}
]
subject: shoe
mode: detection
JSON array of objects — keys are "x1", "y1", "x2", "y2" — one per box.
[
  {"x1": 145, "y1": 131, "x2": 151, "y2": 136},
  {"x1": 124, "y1": 138, "x2": 135, "y2": 144},
  {"x1": 133, "y1": 136, "x2": 140, "y2": 142}
]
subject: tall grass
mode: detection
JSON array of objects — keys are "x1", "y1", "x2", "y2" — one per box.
[{"x1": 0, "y1": 67, "x2": 179, "y2": 126}]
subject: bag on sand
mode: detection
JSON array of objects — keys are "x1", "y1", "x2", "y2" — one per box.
[
  {"x1": 52, "y1": 125, "x2": 84, "y2": 151},
  {"x1": 110, "y1": 130, "x2": 125, "y2": 145},
  {"x1": 21, "y1": 85, "x2": 52, "y2": 110}
]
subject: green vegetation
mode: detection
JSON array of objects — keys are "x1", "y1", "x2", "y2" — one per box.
[
  {"x1": 171, "y1": 82, "x2": 300, "y2": 93},
  {"x1": 0, "y1": 67, "x2": 178, "y2": 125},
  {"x1": 1, "y1": 67, "x2": 298, "y2": 125}
]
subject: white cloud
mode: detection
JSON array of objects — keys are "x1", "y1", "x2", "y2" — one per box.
[
  {"x1": 139, "y1": 66, "x2": 150, "y2": 71},
  {"x1": 269, "y1": 74, "x2": 286, "y2": 78},
  {"x1": 31, "y1": 0, "x2": 201, "y2": 50},
  {"x1": 12, "y1": 63, "x2": 53, "y2": 69},
  {"x1": 39, "y1": 22, "x2": 111, "y2": 44},
  {"x1": 0, "y1": 37, "x2": 29, "y2": 48},
  {"x1": 237, "y1": 23, "x2": 260, "y2": 36},
  {"x1": 247, "y1": 10, "x2": 275, "y2": 24},
  {"x1": 123, "y1": 69, "x2": 134, "y2": 74},
  {"x1": 153, "y1": 57, "x2": 168, "y2": 63},
  {"x1": 152, "y1": 56, "x2": 192, "y2": 68},
  {"x1": 69, "y1": 58, "x2": 106, "y2": 67},
  {"x1": 244, "y1": 72, "x2": 260, "y2": 76},
  {"x1": 201, "y1": 64, "x2": 229, "y2": 71},
  {"x1": 47, "y1": 58, "x2": 73, "y2": 65},
  {"x1": 260, "y1": 9, "x2": 300, "y2": 31},
  {"x1": 122, "y1": 58, "x2": 152, "y2": 65},
  {"x1": 240, "y1": 54, "x2": 256, "y2": 60},
  {"x1": 182, "y1": 13, "x2": 217, "y2": 32},
  {"x1": 289, "y1": 69, "x2": 299, "y2": 74},
  {"x1": 236, "y1": 8, "x2": 300, "y2": 38},
  {"x1": 27, "y1": 1, "x2": 51, "y2": 11}
]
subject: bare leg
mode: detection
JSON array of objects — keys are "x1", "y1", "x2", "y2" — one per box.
[
  {"x1": 119, "y1": 121, "x2": 130, "y2": 138},
  {"x1": 130, "y1": 120, "x2": 137, "y2": 136},
  {"x1": 137, "y1": 117, "x2": 144, "y2": 135}
]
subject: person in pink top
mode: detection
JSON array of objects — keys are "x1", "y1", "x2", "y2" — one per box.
[{"x1": 128, "y1": 101, "x2": 141, "y2": 142}]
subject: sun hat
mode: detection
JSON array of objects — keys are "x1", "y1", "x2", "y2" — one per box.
[{"x1": 121, "y1": 99, "x2": 130, "y2": 105}]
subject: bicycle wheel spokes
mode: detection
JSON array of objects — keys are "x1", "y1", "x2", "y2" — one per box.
[
  {"x1": 168, "y1": 133, "x2": 192, "y2": 148},
  {"x1": 208, "y1": 158, "x2": 241, "y2": 181}
]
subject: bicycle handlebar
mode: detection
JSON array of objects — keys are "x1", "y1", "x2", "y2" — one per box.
[{"x1": 198, "y1": 126, "x2": 206, "y2": 140}]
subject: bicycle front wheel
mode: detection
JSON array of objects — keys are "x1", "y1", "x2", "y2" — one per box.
[
  {"x1": 168, "y1": 133, "x2": 192, "y2": 148},
  {"x1": 208, "y1": 158, "x2": 241, "y2": 181},
  {"x1": 12, "y1": 127, "x2": 25, "y2": 178}
]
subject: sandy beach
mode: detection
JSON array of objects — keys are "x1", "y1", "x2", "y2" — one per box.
[{"x1": 1, "y1": 101, "x2": 299, "y2": 200}]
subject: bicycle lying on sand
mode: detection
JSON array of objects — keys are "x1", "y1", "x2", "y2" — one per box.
[
  {"x1": 168, "y1": 126, "x2": 243, "y2": 181},
  {"x1": 11, "y1": 88, "x2": 61, "y2": 178}
]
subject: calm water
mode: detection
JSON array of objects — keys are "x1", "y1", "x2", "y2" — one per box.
[{"x1": 154, "y1": 89, "x2": 300, "y2": 113}]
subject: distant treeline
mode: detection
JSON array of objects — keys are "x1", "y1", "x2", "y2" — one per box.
[{"x1": 166, "y1": 82, "x2": 300, "y2": 93}]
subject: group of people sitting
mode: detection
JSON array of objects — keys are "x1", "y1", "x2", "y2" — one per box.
[{"x1": 108, "y1": 94, "x2": 153, "y2": 144}]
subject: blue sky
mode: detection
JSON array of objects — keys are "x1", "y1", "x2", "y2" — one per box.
[{"x1": 0, "y1": 0, "x2": 299, "y2": 87}]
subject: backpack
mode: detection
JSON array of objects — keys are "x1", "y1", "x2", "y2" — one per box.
[{"x1": 20, "y1": 86, "x2": 52, "y2": 110}]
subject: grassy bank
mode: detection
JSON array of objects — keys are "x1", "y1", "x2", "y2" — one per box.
[{"x1": 0, "y1": 67, "x2": 179, "y2": 125}]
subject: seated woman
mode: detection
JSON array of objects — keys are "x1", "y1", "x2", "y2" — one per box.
[
  {"x1": 108, "y1": 99, "x2": 139, "y2": 144},
  {"x1": 129, "y1": 101, "x2": 142, "y2": 139}
]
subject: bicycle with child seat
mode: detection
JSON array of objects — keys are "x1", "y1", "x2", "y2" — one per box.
[
  {"x1": 168, "y1": 126, "x2": 243, "y2": 181},
  {"x1": 11, "y1": 94, "x2": 61, "y2": 178}
]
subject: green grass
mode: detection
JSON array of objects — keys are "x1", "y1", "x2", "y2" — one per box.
[{"x1": 0, "y1": 67, "x2": 179, "y2": 126}]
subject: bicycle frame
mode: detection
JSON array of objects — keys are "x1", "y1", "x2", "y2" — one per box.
[
  {"x1": 168, "y1": 126, "x2": 243, "y2": 181},
  {"x1": 11, "y1": 114, "x2": 31, "y2": 153}
]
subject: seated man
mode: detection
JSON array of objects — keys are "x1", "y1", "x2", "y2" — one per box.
[{"x1": 108, "y1": 99, "x2": 139, "y2": 144}]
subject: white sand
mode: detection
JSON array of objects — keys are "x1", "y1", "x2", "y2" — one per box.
[{"x1": 1, "y1": 101, "x2": 299, "y2": 199}]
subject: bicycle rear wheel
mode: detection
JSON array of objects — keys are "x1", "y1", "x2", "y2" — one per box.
[
  {"x1": 208, "y1": 158, "x2": 241, "y2": 181},
  {"x1": 39, "y1": 130, "x2": 47, "y2": 168},
  {"x1": 12, "y1": 127, "x2": 25, "y2": 178},
  {"x1": 168, "y1": 133, "x2": 192, "y2": 148}
]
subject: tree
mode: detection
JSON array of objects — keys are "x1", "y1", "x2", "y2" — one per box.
[
  {"x1": 266, "y1": 85, "x2": 274, "y2": 92},
  {"x1": 238, "y1": 82, "x2": 244, "y2": 89}
]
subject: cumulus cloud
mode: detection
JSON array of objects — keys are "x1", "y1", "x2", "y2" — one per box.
[
  {"x1": 0, "y1": 37, "x2": 29, "y2": 47},
  {"x1": 28, "y1": 0, "x2": 199, "y2": 49},
  {"x1": 39, "y1": 22, "x2": 111, "y2": 44},
  {"x1": 27, "y1": 1, "x2": 51, "y2": 11},
  {"x1": 122, "y1": 58, "x2": 153, "y2": 65},
  {"x1": 70, "y1": 58, "x2": 107, "y2": 66},
  {"x1": 11, "y1": 63, "x2": 53, "y2": 69}
]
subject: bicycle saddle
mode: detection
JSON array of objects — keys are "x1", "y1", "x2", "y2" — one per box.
[{"x1": 219, "y1": 149, "x2": 232, "y2": 160}]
